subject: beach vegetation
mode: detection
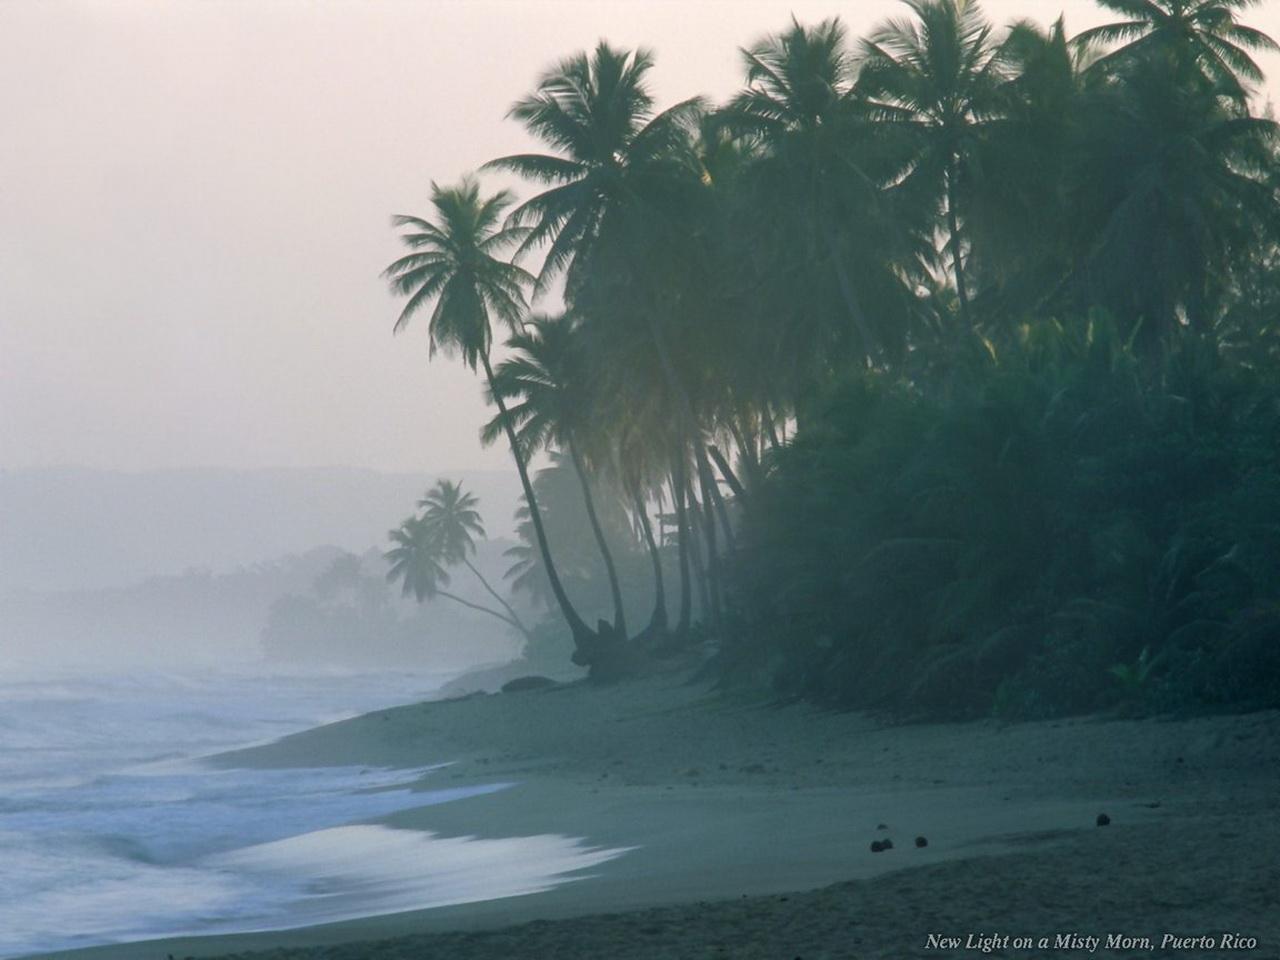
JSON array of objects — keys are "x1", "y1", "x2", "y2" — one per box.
[{"x1": 382, "y1": 0, "x2": 1280, "y2": 715}]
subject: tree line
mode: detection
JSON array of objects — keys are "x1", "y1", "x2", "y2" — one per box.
[{"x1": 382, "y1": 0, "x2": 1280, "y2": 714}]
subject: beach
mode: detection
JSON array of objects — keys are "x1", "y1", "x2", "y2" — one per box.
[{"x1": 38, "y1": 666, "x2": 1280, "y2": 960}]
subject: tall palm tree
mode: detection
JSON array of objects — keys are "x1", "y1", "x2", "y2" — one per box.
[
  {"x1": 1065, "y1": 55, "x2": 1280, "y2": 342},
  {"x1": 723, "y1": 17, "x2": 911, "y2": 369},
  {"x1": 484, "y1": 41, "x2": 702, "y2": 298},
  {"x1": 1073, "y1": 0, "x2": 1278, "y2": 101},
  {"x1": 960, "y1": 16, "x2": 1087, "y2": 318},
  {"x1": 858, "y1": 0, "x2": 1011, "y2": 331},
  {"x1": 481, "y1": 313, "x2": 629, "y2": 638},
  {"x1": 383, "y1": 177, "x2": 598, "y2": 657},
  {"x1": 418, "y1": 479, "x2": 532, "y2": 639},
  {"x1": 486, "y1": 42, "x2": 709, "y2": 644},
  {"x1": 485, "y1": 41, "x2": 706, "y2": 438},
  {"x1": 384, "y1": 517, "x2": 524, "y2": 630}
]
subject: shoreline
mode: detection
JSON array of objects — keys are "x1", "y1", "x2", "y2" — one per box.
[{"x1": 31, "y1": 671, "x2": 1280, "y2": 959}]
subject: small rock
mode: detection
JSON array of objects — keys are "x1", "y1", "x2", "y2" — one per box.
[
  {"x1": 876, "y1": 823, "x2": 888, "y2": 830},
  {"x1": 915, "y1": 835, "x2": 928, "y2": 848},
  {"x1": 1096, "y1": 813, "x2": 1111, "y2": 827},
  {"x1": 881, "y1": 838, "x2": 894, "y2": 850},
  {"x1": 870, "y1": 840, "x2": 885, "y2": 853}
]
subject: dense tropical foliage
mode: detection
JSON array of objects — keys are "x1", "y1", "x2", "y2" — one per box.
[{"x1": 383, "y1": 0, "x2": 1280, "y2": 715}]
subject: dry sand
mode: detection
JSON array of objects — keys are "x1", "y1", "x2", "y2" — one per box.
[{"x1": 41, "y1": 670, "x2": 1280, "y2": 959}]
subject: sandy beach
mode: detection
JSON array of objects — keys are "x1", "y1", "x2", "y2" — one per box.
[{"x1": 39, "y1": 668, "x2": 1280, "y2": 960}]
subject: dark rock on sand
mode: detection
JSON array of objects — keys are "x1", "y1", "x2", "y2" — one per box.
[
  {"x1": 501, "y1": 676, "x2": 558, "y2": 693},
  {"x1": 915, "y1": 836, "x2": 928, "y2": 848},
  {"x1": 1096, "y1": 813, "x2": 1111, "y2": 826}
]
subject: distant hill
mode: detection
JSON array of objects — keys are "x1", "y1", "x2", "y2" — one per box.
[{"x1": 0, "y1": 466, "x2": 523, "y2": 594}]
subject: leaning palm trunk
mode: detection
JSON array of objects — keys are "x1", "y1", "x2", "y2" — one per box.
[
  {"x1": 695, "y1": 449, "x2": 725, "y2": 640},
  {"x1": 671, "y1": 456, "x2": 693, "y2": 638},
  {"x1": 566, "y1": 436, "x2": 628, "y2": 639},
  {"x1": 685, "y1": 481, "x2": 712, "y2": 624},
  {"x1": 698, "y1": 442, "x2": 737, "y2": 554},
  {"x1": 632, "y1": 488, "x2": 668, "y2": 641},
  {"x1": 437, "y1": 589, "x2": 526, "y2": 632},
  {"x1": 461, "y1": 557, "x2": 533, "y2": 641},
  {"x1": 480, "y1": 352, "x2": 597, "y2": 657},
  {"x1": 707, "y1": 443, "x2": 748, "y2": 505}
]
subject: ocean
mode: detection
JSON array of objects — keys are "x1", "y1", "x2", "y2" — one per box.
[{"x1": 0, "y1": 665, "x2": 626, "y2": 958}]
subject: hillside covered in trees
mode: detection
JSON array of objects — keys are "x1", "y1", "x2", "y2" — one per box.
[{"x1": 382, "y1": 0, "x2": 1280, "y2": 718}]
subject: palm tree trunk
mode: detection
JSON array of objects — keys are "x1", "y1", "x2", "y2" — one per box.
[
  {"x1": 699, "y1": 444, "x2": 737, "y2": 554},
  {"x1": 695, "y1": 449, "x2": 725, "y2": 639},
  {"x1": 436, "y1": 589, "x2": 525, "y2": 631},
  {"x1": 671, "y1": 457, "x2": 693, "y2": 637},
  {"x1": 461, "y1": 557, "x2": 532, "y2": 640},
  {"x1": 685, "y1": 480, "x2": 712, "y2": 623},
  {"x1": 566, "y1": 436, "x2": 627, "y2": 639},
  {"x1": 946, "y1": 159, "x2": 973, "y2": 331},
  {"x1": 480, "y1": 352, "x2": 596, "y2": 653},
  {"x1": 632, "y1": 488, "x2": 668, "y2": 637},
  {"x1": 706, "y1": 444, "x2": 747, "y2": 506}
]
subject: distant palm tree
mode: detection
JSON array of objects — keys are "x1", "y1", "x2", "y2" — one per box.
[
  {"x1": 1073, "y1": 0, "x2": 1278, "y2": 100},
  {"x1": 859, "y1": 0, "x2": 1011, "y2": 331},
  {"x1": 418, "y1": 479, "x2": 531, "y2": 639},
  {"x1": 482, "y1": 314, "x2": 629, "y2": 638},
  {"x1": 384, "y1": 517, "x2": 521, "y2": 630},
  {"x1": 383, "y1": 177, "x2": 597, "y2": 655}
]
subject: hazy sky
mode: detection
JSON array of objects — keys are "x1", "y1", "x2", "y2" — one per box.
[{"x1": 3, "y1": 0, "x2": 1277, "y2": 474}]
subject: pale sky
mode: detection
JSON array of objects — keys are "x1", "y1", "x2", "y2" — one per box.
[{"x1": 2, "y1": 0, "x2": 1277, "y2": 473}]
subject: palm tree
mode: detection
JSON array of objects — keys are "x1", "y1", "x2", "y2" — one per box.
[
  {"x1": 486, "y1": 41, "x2": 710, "y2": 645},
  {"x1": 481, "y1": 313, "x2": 629, "y2": 638},
  {"x1": 484, "y1": 42, "x2": 702, "y2": 298},
  {"x1": 858, "y1": 0, "x2": 1011, "y2": 331},
  {"x1": 485, "y1": 41, "x2": 707, "y2": 436},
  {"x1": 418, "y1": 479, "x2": 531, "y2": 639},
  {"x1": 383, "y1": 177, "x2": 599, "y2": 658},
  {"x1": 1064, "y1": 54, "x2": 1280, "y2": 343},
  {"x1": 1073, "y1": 0, "x2": 1278, "y2": 101},
  {"x1": 723, "y1": 17, "x2": 914, "y2": 369},
  {"x1": 384, "y1": 517, "x2": 523, "y2": 630},
  {"x1": 959, "y1": 16, "x2": 1087, "y2": 319}
]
